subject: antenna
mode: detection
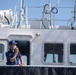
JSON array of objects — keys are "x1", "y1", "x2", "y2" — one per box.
[{"x1": 54, "y1": 0, "x2": 61, "y2": 7}]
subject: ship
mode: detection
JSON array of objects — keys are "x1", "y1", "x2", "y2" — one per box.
[{"x1": 0, "y1": 0, "x2": 76, "y2": 75}]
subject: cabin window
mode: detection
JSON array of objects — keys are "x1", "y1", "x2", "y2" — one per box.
[
  {"x1": 16, "y1": 40, "x2": 30, "y2": 65},
  {"x1": 44, "y1": 43, "x2": 63, "y2": 63},
  {"x1": 70, "y1": 44, "x2": 76, "y2": 63},
  {"x1": 0, "y1": 44, "x2": 4, "y2": 60}
]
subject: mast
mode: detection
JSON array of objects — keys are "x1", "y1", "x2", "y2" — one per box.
[
  {"x1": 71, "y1": 0, "x2": 76, "y2": 27},
  {"x1": 74, "y1": 0, "x2": 76, "y2": 22},
  {"x1": 20, "y1": 0, "x2": 24, "y2": 27},
  {"x1": 19, "y1": 0, "x2": 29, "y2": 28},
  {"x1": 25, "y1": 6, "x2": 29, "y2": 28}
]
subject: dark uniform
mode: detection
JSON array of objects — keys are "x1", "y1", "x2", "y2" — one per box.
[{"x1": 6, "y1": 49, "x2": 22, "y2": 65}]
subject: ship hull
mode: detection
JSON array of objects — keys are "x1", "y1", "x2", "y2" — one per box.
[{"x1": 0, "y1": 66, "x2": 75, "y2": 75}]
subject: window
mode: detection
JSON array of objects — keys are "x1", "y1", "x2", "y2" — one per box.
[
  {"x1": 44, "y1": 43, "x2": 63, "y2": 63},
  {"x1": 70, "y1": 44, "x2": 76, "y2": 63},
  {"x1": 16, "y1": 41, "x2": 30, "y2": 65},
  {"x1": 0, "y1": 44, "x2": 4, "y2": 60}
]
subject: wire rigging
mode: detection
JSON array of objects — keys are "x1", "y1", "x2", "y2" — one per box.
[{"x1": 42, "y1": 0, "x2": 61, "y2": 29}]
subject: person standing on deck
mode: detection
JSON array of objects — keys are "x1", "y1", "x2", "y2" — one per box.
[{"x1": 6, "y1": 40, "x2": 24, "y2": 66}]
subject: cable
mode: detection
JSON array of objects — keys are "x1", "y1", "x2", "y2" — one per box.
[
  {"x1": 51, "y1": 0, "x2": 61, "y2": 14},
  {"x1": 4, "y1": 16, "x2": 10, "y2": 24},
  {"x1": 51, "y1": 7, "x2": 58, "y2": 14},
  {"x1": 42, "y1": 13, "x2": 47, "y2": 29},
  {"x1": 42, "y1": 4, "x2": 50, "y2": 29},
  {"x1": 42, "y1": 0, "x2": 61, "y2": 29}
]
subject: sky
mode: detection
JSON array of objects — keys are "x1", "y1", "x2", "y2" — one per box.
[
  {"x1": 0, "y1": 0, "x2": 74, "y2": 9},
  {"x1": 0, "y1": 0, "x2": 74, "y2": 26},
  {"x1": 0, "y1": 0, "x2": 75, "y2": 65}
]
